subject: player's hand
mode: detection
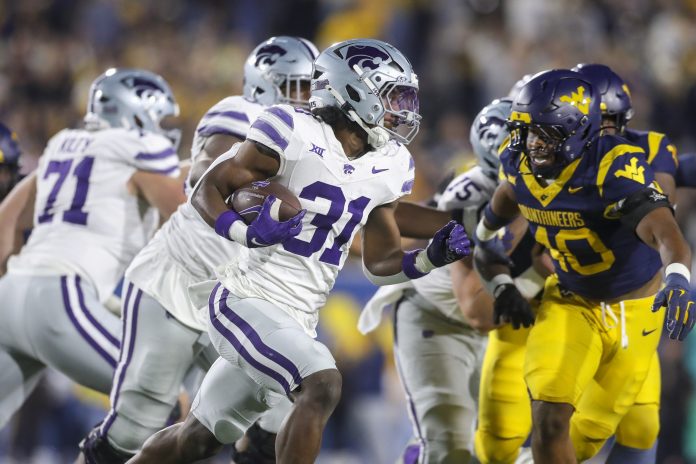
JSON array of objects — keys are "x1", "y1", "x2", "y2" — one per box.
[
  {"x1": 247, "y1": 196, "x2": 305, "y2": 248},
  {"x1": 652, "y1": 273, "x2": 695, "y2": 341},
  {"x1": 493, "y1": 283, "x2": 535, "y2": 329},
  {"x1": 426, "y1": 221, "x2": 472, "y2": 267}
]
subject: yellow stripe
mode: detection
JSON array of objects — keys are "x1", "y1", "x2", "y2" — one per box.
[
  {"x1": 647, "y1": 131, "x2": 664, "y2": 165},
  {"x1": 596, "y1": 144, "x2": 646, "y2": 197},
  {"x1": 519, "y1": 154, "x2": 582, "y2": 207},
  {"x1": 0, "y1": 149, "x2": 4, "y2": 163}
]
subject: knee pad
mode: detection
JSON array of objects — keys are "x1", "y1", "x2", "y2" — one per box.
[
  {"x1": 570, "y1": 416, "x2": 611, "y2": 462},
  {"x1": 615, "y1": 403, "x2": 659, "y2": 449},
  {"x1": 230, "y1": 422, "x2": 276, "y2": 464},
  {"x1": 79, "y1": 428, "x2": 133, "y2": 464},
  {"x1": 474, "y1": 429, "x2": 526, "y2": 464}
]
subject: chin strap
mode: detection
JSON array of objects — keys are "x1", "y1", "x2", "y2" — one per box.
[{"x1": 324, "y1": 84, "x2": 389, "y2": 149}]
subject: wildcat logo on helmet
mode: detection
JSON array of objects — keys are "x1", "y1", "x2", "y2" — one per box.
[
  {"x1": 559, "y1": 86, "x2": 591, "y2": 115},
  {"x1": 122, "y1": 77, "x2": 165, "y2": 97},
  {"x1": 339, "y1": 44, "x2": 392, "y2": 71},
  {"x1": 255, "y1": 45, "x2": 287, "y2": 68}
]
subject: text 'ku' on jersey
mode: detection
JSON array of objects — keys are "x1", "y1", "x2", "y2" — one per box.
[{"x1": 498, "y1": 134, "x2": 663, "y2": 300}]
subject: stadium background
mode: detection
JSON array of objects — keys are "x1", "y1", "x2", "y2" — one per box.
[{"x1": 2, "y1": 0, "x2": 696, "y2": 462}]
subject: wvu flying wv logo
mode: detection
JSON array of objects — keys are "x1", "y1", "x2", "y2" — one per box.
[
  {"x1": 559, "y1": 86, "x2": 591, "y2": 115},
  {"x1": 614, "y1": 156, "x2": 645, "y2": 184}
]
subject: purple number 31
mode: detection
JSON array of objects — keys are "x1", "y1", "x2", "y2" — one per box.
[{"x1": 38, "y1": 156, "x2": 94, "y2": 225}]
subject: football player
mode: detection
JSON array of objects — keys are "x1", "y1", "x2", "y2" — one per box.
[
  {"x1": 474, "y1": 69, "x2": 694, "y2": 464},
  {"x1": 77, "y1": 37, "x2": 319, "y2": 464},
  {"x1": 359, "y1": 97, "x2": 548, "y2": 464},
  {"x1": 0, "y1": 68, "x2": 184, "y2": 428},
  {"x1": 572, "y1": 62, "x2": 678, "y2": 464},
  {"x1": 0, "y1": 124, "x2": 34, "y2": 274},
  {"x1": 127, "y1": 38, "x2": 470, "y2": 464}
]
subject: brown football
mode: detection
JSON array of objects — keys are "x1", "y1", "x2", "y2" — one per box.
[{"x1": 228, "y1": 180, "x2": 302, "y2": 224}]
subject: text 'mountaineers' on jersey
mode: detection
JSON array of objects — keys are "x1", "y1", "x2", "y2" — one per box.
[
  {"x1": 217, "y1": 105, "x2": 415, "y2": 337},
  {"x1": 8, "y1": 128, "x2": 179, "y2": 303}
]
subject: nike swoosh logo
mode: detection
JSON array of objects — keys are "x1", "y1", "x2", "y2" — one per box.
[
  {"x1": 568, "y1": 186, "x2": 583, "y2": 194},
  {"x1": 372, "y1": 167, "x2": 389, "y2": 174},
  {"x1": 642, "y1": 328, "x2": 657, "y2": 336},
  {"x1": 250, "y1": 237, "x2": 267, "y2": 247}
]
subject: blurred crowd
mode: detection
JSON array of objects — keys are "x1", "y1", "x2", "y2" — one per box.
[{"x1": 2, "y1": 0, "x2": 696, "y2": 462}]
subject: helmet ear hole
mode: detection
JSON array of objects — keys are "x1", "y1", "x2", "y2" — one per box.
[{"x1": 345, "y1": 85, "x2": 361, "y2": 103}]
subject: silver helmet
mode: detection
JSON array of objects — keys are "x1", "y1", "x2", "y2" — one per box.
[
  {"x1": 309, "y1": 38, "x2": 421, "y2": 147},
  {"x1": 85, "y1": 68, "x2": 181, "y2": 148},
  {"x1": 470, "y1": 98, "x2": 512, "y2": 178},
  {"x1": 243, "y1": 36, "x2": 319, "y2": 107}
]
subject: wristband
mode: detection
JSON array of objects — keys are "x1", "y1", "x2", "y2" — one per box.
[
  {"x1": 514, "y1": 267, "x2": 546, "y2": 300},
  {"x1": 475, "y1": 219, "x2": 498, "y2": 242},
  {"x1": 403, "y1": 250, "x2": 428, "y2": 279},
  {"x1": 665, "y1": 262, "x2": 691, "y2": 282},
  {"x1": 483, "y1": 204, "x2": 514, "y2": 230},
  {"x1": 214, "y1": 210, "x2": 247, "y2": 244},
  {"x1": 485, "y1": 273, "x2": 514, "y2": 297}
]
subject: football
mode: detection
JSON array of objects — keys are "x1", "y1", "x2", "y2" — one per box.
[{"x1": 228, "y1": 180, "x2": 302, "y2": 224}]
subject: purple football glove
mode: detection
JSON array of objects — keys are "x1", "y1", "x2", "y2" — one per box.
[
  {"x1": 426, "y1": 221, "x2": 472, "y2": 267},
  {"x1": 652, "y1": 272, "x2": 695, "y2": 341},
  {"x1": 246, "y1": 195, "x2": 305, "y2": 248}
]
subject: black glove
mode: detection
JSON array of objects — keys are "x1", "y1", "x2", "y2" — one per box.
[{"x1": 493, "y1": 283, "x2": 535, "y2": 329}]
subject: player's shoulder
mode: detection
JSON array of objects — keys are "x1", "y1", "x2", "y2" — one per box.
[
  {"x1": 205, "y1": 95, "x2": 264, "y2": 123},
  {"x1": 592, "y1": 134, "x2": 646, "y2": 164},
  {"x1": 438, "y1": 165, "x2": 496, "y2": 211}
]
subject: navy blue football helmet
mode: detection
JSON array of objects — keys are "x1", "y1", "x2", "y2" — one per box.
[
  {"x1": 572, "y1": 63, "x2": 633, "y2": 132},
  {"x1": 0, "y1": 123, "x2": 22, "y2": 199},
  {"x1": 508, "y1": 69, "x2": 601, "y2": 178}
]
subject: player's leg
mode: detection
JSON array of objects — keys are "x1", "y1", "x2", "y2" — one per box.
[
  {"x1": 524, "y1": 277, "x2": 604, "y2": 464},
  {"x1": 131, "y1": 357, "x2": 270, "y2": 463},
  {"x1": 231, "y1": 399, "x2": 293, "y2": 464},
  {"x1": 475, "y1": 324, "x2": 532, "y2": 464},
  {"x1": 0, "y1": 273, "x2": 48, "y2": 427},
  {"x1": 209, "y1": 283, "x2": 340, "y2": 462},
  {"x1": 394, "y1": 293, "x2": 485, "y2": 463},
  {"x1": 81, "y1": 281, "x2": 208, "y2": 463},
  {"x1": 570, "y1": 293, "x2": 661, "y2": 462},
  {"x1": 0, "y1": 350, "x2": 46, "y2": 428},
  {"x1": 605, "y1": 347, "x2": 662, "y2": 463},
  {"x1": 28, "y1": 274, "x2": 121, "y2": 392}
]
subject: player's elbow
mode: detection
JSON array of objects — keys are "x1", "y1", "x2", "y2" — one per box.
[{"x1": 362, "y1": 259, "x2": 409, "y2": 286}]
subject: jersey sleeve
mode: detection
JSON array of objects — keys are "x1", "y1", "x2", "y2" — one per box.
[
  {"x1": 246, "y1": 105, "x2": 297, "y2": 158},
  {"x1": 131, "y1": 133, "x2": 180, "y2": 178},
  {"x1": 598, "y1": 145, "x2": 655, "y2": 204},
  {"x1": 676, "y1": 153, "x2": 696, "y2": 188},
  {"x1": 194, "y1": 98, "x2": 251, "y2": 140},
  {"x1": 647, "y1": 131, "x2": 678, "y2": 177}
]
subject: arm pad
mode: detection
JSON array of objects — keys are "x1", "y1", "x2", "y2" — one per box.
[{"x1": 613, "y1": 186, "x2": 672, "y2": 230}]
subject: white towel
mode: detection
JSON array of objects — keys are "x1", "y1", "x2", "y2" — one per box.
[{"x1": 358, "y1": 281, "x2": 414, "y2": 334}]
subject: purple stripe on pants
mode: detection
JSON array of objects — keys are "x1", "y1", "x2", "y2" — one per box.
[
  {"x1": 75, "y1": 275, "x2": 120, "y2": 348},
  {"x1": 61, "y1": 276, "x2": 117, "y2": 368},
  {"x1": 208, "y1": 284, "x2": 293, "y2": 394},
  {"x1": 100, "y1": 283, "x2": 142, "y2": 436},
  {"x1": 218, "y1": 287, "x2": 303, "y2": 386},
  {"x1": 393, "y1": 300, "x2": 426, "y2": 449}
]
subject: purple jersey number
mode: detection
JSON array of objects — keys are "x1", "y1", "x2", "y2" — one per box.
[
  {"x1": 37, "y1": 156, "x2": 95, "y2": 225},
  {"x1": 283, "y1": 181, "x2": 370, "y2": 266}
]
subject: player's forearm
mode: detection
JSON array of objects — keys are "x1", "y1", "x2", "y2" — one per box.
[
  {"x1": 637, "y1": 207, "x2": 691, "y2": 269},
  {"x1": 394, "y1": 201, "x2": 451, "y2": 239},
  {"x1": 191, "y1": 182, "x2": 232, "y2": 228}
]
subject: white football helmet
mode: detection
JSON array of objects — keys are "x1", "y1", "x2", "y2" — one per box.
[
  {"x1": 470, "y1": 98, "x2": 512, "y2": 178},
  {"x1": 85, "y1": 68, "x2": 181, "y2": 148},
  {"x1": 243, "y1": 36, "x2": 319, "y2": 107},
  {"x1": 309, "y1": 38, "x2": 421, "y2": 147}
]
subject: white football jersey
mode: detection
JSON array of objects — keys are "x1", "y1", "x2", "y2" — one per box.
[
  {"x1": 8, "y1": 128, "x2": 180, "y2": 303},
  {"x1": 217, "y1": 105, "x2": 415, "y2": 336},
  {"x1": 190, "y1": 96, "x2": 265, "y2": 161},
  {"x1": 410, "y1": 166, "x2": 497, "y2": 322},
  {"x1": 126, "y1": 96, "x2": 263, "y2": 331}
]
